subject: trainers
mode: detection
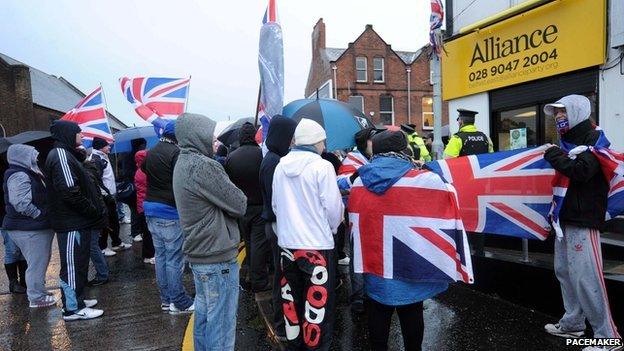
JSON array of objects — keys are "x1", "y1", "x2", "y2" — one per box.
[
  {"x1": 84, "y1": 299, "x2": 98, "y2": 308},
  {"x1": 169, "y1": 303, "x2": 194, "y2": 314},
  {"x1": 112, "y1": 242, "x2": 132, "y2": 251},
  {"x1": 62, "y1": 307, "x2": 103, "y2": 321},
  {"x1": 161, "y1": 303, "x2": 170, "y2": 311},
  {"x1": 338, "y1": 256, "x2": 351, "y2": 266},
  {"x1": 544, "y1": 323, "x2": 584, "y2": 338},
  {"x1": 29, "y1": 295, "x2": 58, "y2": 308},
  {"x1": 102, "y1": 248, "x2": 117, "y2": 257},
  {"x1": 133, "y1": 235, "x2": 143, "y2": 242},
  {"x1": 143, "y1": 257, "x2": 156, "y2": 265}
]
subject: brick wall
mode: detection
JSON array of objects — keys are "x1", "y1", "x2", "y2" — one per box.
[{"x1": 0, "y1": 62, "x2": 35, "y2": 136}]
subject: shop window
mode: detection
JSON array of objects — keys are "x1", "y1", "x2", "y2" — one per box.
[
  {"x1": 495, "y1": 107, "x2": 538, "y2": 151},
  {"x1": 356, "y1": 57, "x2": 367, "y2": 82},
  {"x1": 380, "y1": 96, "x2": 394, "y2": 125}
]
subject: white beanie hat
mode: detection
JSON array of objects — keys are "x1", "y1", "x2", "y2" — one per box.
[{"x1": 294, "y1": 118, "x2": 326, "y2": 146}]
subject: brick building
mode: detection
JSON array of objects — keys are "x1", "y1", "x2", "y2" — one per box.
[
  {"x1": 305, "y1": 19, "x2": 448, "y2": 133},
  {"x1": 0, "y1": 53, "x2": 126, "y2": 137}
]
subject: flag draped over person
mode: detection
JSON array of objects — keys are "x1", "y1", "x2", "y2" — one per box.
[
  {"x1": 61, "y1": 85, "x2": 113, "y2": 148},
  {"x1": 549, "y1": 128, "x2": 624, "y2": 238},
  {"x1": 349, "y1": 168, "x2": 474, "y2": 284},
  {"x1": 427, "y1": 144, "x2": 624, "y2": 240},
  {"x1": 119, "y1": 76, "x2": 190, "y2": 130},
  {"x1": 257, "y1": 0, "x2": 284, "y2": 141},
  {"x1": 430, "y1": 0, "x2": 444, "y2": 57}
]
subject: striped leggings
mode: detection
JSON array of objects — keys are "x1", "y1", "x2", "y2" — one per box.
[
  {"x1": 57, "y1": 230, "x2": 92, "y2": 315},
  {"x1": 554, "y1": 224, "x2": 620, "y2": 339}
]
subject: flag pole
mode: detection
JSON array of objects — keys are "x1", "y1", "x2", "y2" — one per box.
[
  {"x1": 254, "y1": 83, "x2": 261, "y2": 128},
  {"x1": 100, "y1": 83, "x2": 114, "y2": 138},
  {"x1": 184, "y1": 75, "x2": 192, "y2": 113}
]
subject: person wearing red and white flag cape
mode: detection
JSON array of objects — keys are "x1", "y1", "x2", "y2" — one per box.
[{"x1": 349, "y1": 130, "x2": 473, "y2": 350}]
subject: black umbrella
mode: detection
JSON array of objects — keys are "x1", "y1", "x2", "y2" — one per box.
[
  {"x1": 217, "y1": 117, "x2": 255, "y2": 147},
  {"x1": 0, "y1": 131, "x2": 53, "y2": 154}
]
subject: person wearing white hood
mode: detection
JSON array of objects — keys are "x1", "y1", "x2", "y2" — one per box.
[
  {"x1": 272, "y1": 118, "x2": 344, "y2": 350},
  {"x1": 542, "y1": 94, "x2": 621, "y2": 348}
]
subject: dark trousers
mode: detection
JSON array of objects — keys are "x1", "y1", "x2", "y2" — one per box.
[
  {"x1": 240, "y1": 205, "x2": 269, "y2": 292},
  {"x1": 119, "y1": 193, "x2": 141, "y2": 237},
  {"x1": 265, "y1": 222, "x2": 285, "y2": 337},
  {"x1": 138, "y1": 213, "x2": 155, "y2": 259},
  {"x1": 366, "y1": 299, "x2": 424, "y2": 351},
  {"x1": 99, "y1": 199, "x2": 121, "y2": 249},
  {"x1": 57, "y1": 230, "x2": 92, "y2": 314},
  {"x1": 280, "y1": 247, "x2": 335, "y2": 351}
]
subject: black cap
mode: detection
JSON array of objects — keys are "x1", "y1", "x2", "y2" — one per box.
[
  {"x1": 92, "y1": 137, "x2": 109, "y2": 150},
  {"x1": 457, "y1": 109, "x2": 478, "y2": 118},
  {"x1": 371, "y1": 131, "x2": 408, "y2": 155}
]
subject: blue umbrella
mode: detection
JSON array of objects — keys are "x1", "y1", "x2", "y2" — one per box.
[
  {"x1": 282, "y1": 99, "x2": 374, "y2": 151},
  {"x1": 111, "y1": 126, "x2": 159, "y2": 154}
]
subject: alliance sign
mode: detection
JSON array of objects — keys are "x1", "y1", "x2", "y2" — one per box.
[{"x1": 442, "y1": 0, "x2": 605, "y2": 100}]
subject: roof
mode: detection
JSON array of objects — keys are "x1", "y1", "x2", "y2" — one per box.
[
  {"x1": 0, "y1": 53, "x2": 127, "y2": 130},
  {"x1": 325, "y1": 47, "x2": 346, "y2": 62},
  {"x1": 324, "y1": 46, "x2": 425, "y2": 65}
]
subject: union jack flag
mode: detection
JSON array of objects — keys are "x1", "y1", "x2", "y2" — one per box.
[
  {"x1": 349, "y1": 169, "x2": 473, "y2": 284},
  {"x1": 430, "y1": 0, "x2": 444, "y2": 56},
  {"x1": 119, "y1": 77, "x2": 190, "y2": 126},
  {"x1": 427, "y1": 146, "x2": 555, "y2": 240},
  {"x1": 61, "y1": 85, "x2": 113, "y2": 148},
  {"x1": 338, "y1": 150, "x2": 369, "y2": 177}
]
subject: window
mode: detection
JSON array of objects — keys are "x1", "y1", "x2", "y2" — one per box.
[
  {"x1": 379, "y1": 96, "x2": 393, "y2": 125},
  {"x1": 349, "y1": 96, "x2": 364, "y2": 113},
  {"x1": 356, "y1": 57, "x2": 367, "y2": 82},
  {"x1": 373, "y1": 58, "x2": 384, "y2": 82},
  {"x1": 495, "y1": 106, "x2": 538, "y2": 151},
  {"x1": 421, "y1": 97, "x2": 434, "y2": 130},
  {"x1": 306, "y1": 79, "x2": 333, "y2": 99}
]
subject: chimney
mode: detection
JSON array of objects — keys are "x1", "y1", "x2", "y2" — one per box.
[
  {"x1": 312, "y1": 18, "x2": 326, "y2": 60},
  {"x1": 365, "y1": 24, "x2": 373, "y2": 30}
]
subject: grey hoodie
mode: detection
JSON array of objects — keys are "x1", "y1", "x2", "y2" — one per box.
[
  {"x1": 544, "y1": 94, "x2": 591, "y2": 128},
  {"x1": 173, "y1": 113, "x2": 247, "y2": 264},
  {"x1": 6, "y1": 144, "x2": 43, "y2": 218}
]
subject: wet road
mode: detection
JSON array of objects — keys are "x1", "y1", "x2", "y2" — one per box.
[{"x1": 0, "y1": 224, "x2": 578, "y2": 350}]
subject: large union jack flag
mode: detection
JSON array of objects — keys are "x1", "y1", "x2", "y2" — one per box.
[
  {"x1": 427, "y1": 146, "x2": 555, "y2": 240},
  {"x1": 61, "y1": 85, "x2": 113, "y2": 148},
  {"x1": 119, "y1": 77, "x2": 190, "y2": 125},
  {"x1": 349, "y1": 169, "x2": 473, "y2": 284},
  {"x1": 338, "y1": 150, "x2": 369, "y2": 177}
]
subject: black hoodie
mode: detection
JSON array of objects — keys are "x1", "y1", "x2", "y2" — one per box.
[
  {"x1": 44, "y1": 120, "x2": 107, "y2": 232},
  {"x1": 225, "y1": 123, "x2": 263, "y2": 206},
  {"x1": 259, "y1": 116, "x2": 298, "y2": 222}
]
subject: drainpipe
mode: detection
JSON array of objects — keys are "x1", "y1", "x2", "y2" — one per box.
[
  {"x1": 406, "y1": 66, "x2": 412, "y2": 125},
  {"x1": 332, "y1": 64, "x2": 338, "y2": 100}
]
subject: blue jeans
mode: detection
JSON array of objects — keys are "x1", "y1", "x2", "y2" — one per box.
[
  {"x1": 146, "y1": 217, "x2": 193, "y2": 309},
  {"x1": 2, "y1": 229, "x2": 24, "y2": 264},
  {"x1": 89, "y1": 229, "x2": 109, "y2": 280},
  {"x1": 191, "y1": 260, "x2": 239, "y2": 351}
]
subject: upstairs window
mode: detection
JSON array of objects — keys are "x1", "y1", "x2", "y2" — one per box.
[
  {"x1": 356, "y1": 57, "x2": 367, "y2": 82},
  {"x1": 373, "y1": 57, "x2": 384, "y2": 82}
]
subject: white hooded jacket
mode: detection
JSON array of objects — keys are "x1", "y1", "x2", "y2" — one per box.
[{"x1": 272, "y1": 148, "x2": 344, "y2": 250}]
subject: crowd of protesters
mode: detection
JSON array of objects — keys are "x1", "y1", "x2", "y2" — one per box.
[{"x1": 0, "y1": 94, "x2": 620, "y2": 350}]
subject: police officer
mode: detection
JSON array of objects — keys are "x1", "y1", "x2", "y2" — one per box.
[
  {"x1": 400, "y1": 123, "x2": 431, "y2": 162},
  {"x1": 443, "y1": 109, "x2": 493, "y2": 158}
]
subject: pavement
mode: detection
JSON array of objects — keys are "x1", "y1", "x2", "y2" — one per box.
[{"x1": 0, "y1": 224, "x2": 582, "y2": 350}]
